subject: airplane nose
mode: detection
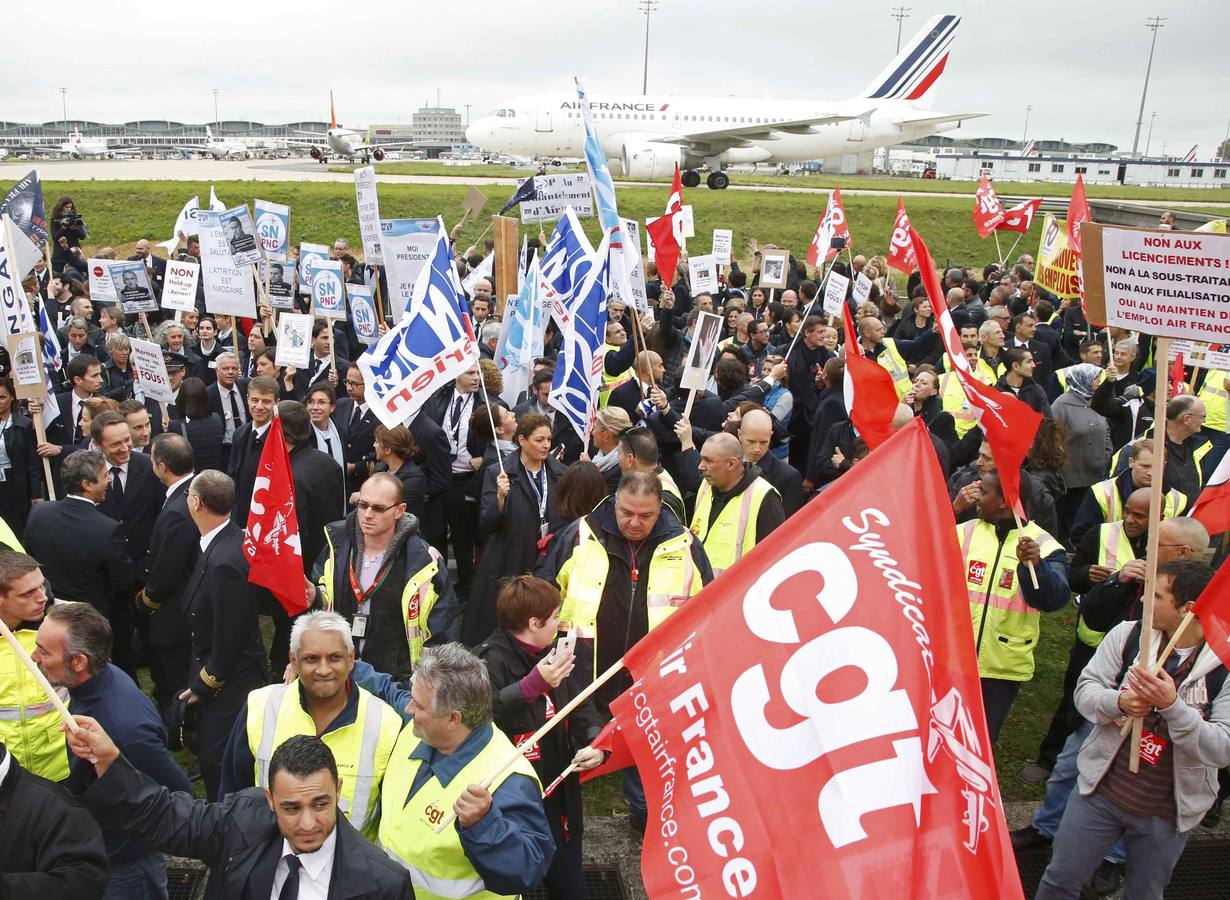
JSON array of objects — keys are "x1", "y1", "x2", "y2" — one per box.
[{"x1": 465, "y1": 121, "x2": 485, "y2": 145}]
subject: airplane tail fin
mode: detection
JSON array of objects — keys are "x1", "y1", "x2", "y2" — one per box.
[
  {"x1": 206, "y1": 125, "x2": 214, "y2": 141},
  {"x1": 330, "y1": 91, "x2": 337, "y2": 129},
  {"x1": 861, "y1": 13, "x2": 960, "y2": 106}
]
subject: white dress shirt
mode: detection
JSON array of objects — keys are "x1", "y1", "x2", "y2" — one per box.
[
  {"x1": 199, "y1": 519, "x2": 228, "y2": 553},
  {"x1": 218, "y1": 383, "x2": 247, "y2": 442},
  {"x1": 269, "y1": 828, "x2": 336, "y2": 900},
  {"x1": 164, "y1": 473, "x2": 193, "y2": 503}
]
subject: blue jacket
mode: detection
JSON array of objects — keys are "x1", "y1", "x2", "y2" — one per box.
[
  {"x1": 353, "y1": 661, "x2": 555, "y2": 895},
  {"x1": 66, "y1": 665, "x2": 192, "y2": 864}
]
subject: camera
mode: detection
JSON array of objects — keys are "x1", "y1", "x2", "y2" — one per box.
[{"x1": 58, "y1": 213, "x2": 82, "y2": 228}]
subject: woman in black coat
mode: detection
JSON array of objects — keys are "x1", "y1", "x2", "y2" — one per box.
[
  {"x1": 171, "y1": 377, "x2": 225, "y2": 471},
  {"x1": 371, "y1": 424, "x2": 426, "y2": 521},
  {"x1": 462, "y1": 413, "x2": 565, "y2": 646},
  {"x1": 101, "y1": 334, "x2": 138, "y2": 401},
  {"x1": 475, "y1": 576, "x2": 604, "y2": 900},
  {"x1": 0, "y1": 379, "x2": 44, "y2": 536},
  {"x1": 49, "y1": 196, "x2": 89, "y2": 275}
]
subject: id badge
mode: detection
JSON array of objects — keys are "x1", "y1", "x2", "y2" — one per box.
[
  {"x1": 1139, "y1": 729, "x2": 1167, "y2": 766},
  {"x1": 352, "y1": 615, "x2": 368, "y2": 638},
  {"x1": 540, "y1": 521, "x2": 548, "y2": 539}
]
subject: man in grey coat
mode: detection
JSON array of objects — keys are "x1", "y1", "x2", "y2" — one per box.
[{"x1": 1035, "y1": 559, "x2": 1230, "y2": 899}]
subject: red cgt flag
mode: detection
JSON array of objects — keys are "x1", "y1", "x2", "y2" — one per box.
[
  {"x1": 842, "y1": 303, "x2": 900, "y2": 450},
  {"x1": 808, "y1": 187, "x2": 852, "y2": 267},
  {"x1": 1169, "y1": 352, "x2": 1189, "y2": 397},
  {"x1": 243, "y1": 416, "x2": 306, "y2": 616},
  {"x1": 1191, "y1": 451, "x2": 1230, "y2": 538},
  {"x1": 997, "y1": 197, "x2": 1043, "y2": 233},
  {"x1": 1193, "y1": 561, "x2": 1230, "y2": 670},
  {"x1": 910, "y1": 225, "x2": 1041, "y2": 514},
  {"x1": 609, "y1": 421, "x2": 1023, "y2": 900},
  {"x1": 886, "y1": 196, "x2": 918, "y2": 275},
  {"x1": 1067, "y1": 173, "x2": 1092, "y2": 256},
  {"x1": 579, "y1": 718, "x2": 635, "y2": 784},
  {"x1": 972, "y1": 175, "x2": 1006, "y2": 238}
]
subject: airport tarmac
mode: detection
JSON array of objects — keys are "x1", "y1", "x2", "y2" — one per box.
[{"x1": 11, "y1": 157, "x2": 1230, "y2": 208}]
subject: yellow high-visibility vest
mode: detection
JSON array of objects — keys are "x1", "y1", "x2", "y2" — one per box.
[
  {"x1": 1075, "y1": 521, "x2": 1135, "y2": 649},
  {"x1": 690, "y1": 477, "x2": 778, "y2": 576},
  {"x1": 0, "y1": 629, "x2": 69, "y2": 781}
]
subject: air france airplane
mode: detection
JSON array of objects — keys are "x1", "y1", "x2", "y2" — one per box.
[{"x1": 465, "y1": 14, "x2": 982, "y2": 189}]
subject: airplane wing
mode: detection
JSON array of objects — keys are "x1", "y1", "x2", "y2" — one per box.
[
  {"x1": 900, "y1": 111, "x2": 988, "y2": 127},
  {"x1": 654, "y1": 112, "x2": 870, "y2": 154}
]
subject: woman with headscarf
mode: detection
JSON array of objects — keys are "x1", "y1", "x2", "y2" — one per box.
[{"x1": 1050, "y1": 363, "x2": 1112, "y2": 538}]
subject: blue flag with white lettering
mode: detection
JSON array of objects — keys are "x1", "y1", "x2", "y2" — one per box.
[
  {"x1": 549, "y1": 231, "x2": 610, "y2": 442},
  {"x1": 539, "y1": 207, "x2": 594, "y2": 333}
]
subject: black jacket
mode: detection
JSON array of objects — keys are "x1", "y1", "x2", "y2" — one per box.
[
  {"x1": 207, "y1": 380, "x2": 249, "y2": 436},
  {"x1": 100, "y1": 359, "x2": 136, "y2": 401},
  {"x1": 25, "y1": 497, "x2": 135, "y2": 616},
  {"x1": 289, "y1": 443, "x2": 346, "y2": 574},
  {"x1": 227, "y1": 420, "x2": 269, "y2": 525},
  {"x1": 292, "y1": 356, "x2": 351, "y2": 400},
  {"x1": 142, "y1": 477, "x2": 198, "y2": 648},
  {"x1": 97, "y1": 450, "x2": 163, "y2": 573},
  {"x1": 332, "y1": 398, "x2": 378, "y2": 494},
  {"x1": 994, "y1": 375, "x2": 1052, "y2": 418},
  {"x1": 170, "y1": 415, "x2": 226, "y2": 473},
  {"x1": 0, "y1": 750, "x2": 109, "y2": 899},
  {"x1": 756, "y1": 452, "x2": 804, "y2": 517},
  {"x1": 78, "y1": 755, "x2": 413, "y2": 900},
  {"x1": 0, "y1": 413, "x2": 45, "y2": 531}
]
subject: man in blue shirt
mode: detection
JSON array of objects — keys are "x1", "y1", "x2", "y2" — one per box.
[{"x1": 33, "y1": 601, "x2": 191, "y2": 900}]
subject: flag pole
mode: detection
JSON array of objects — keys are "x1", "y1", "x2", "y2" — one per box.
[
  {"x1": 993, "y1": 231, "x2": 1005, "y2": 266},
  {"x1": 475, "y1": 348, "x2": 506, "y2": 478},
  {"x1": 0, "y1": 617, "x2": 78, "y2": 734},
  {"x1": 784, "y1": 259, "x2": 834, "y2": 360},
  {"x1": 372, "y1": 264, "x2": 386, "y2": 324},
  {"x1": 432, "y1": 655, "x2": 627, "y2": 834},
  {"x1": 543, "y1": 759, "x2": 582, "y2": 798},
  {"x1": 1003, "y1": 231, "x2": 1025, "y2": 266},
  {"x1": 1011, "y1": 508, "x2": 1040, "y2": 589},
  {"x1": 1120, "y1": 609, "x2": 1198, "y2": 737}
]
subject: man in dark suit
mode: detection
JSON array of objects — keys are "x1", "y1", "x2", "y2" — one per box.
[
  {"x1": 406, "y1": 409, "x2": 452, "y2": 554},
  {"x1": 207, "y1": 352, "x2": 248, "y2": 471},
  {"x1": 227, "y1": 376, "x2": 278, "y2": 526},
  {"x1": 333, "y1": 367, "x2": 378, "y2": 498},
  {"x1": 43, "y1": 353, "x2": 103, "y2": 454},
  {"x1": 66, "y1": 729, "x2": 414, "y2": 900},
  {"x1": 141, "y1": 433, "x2": 198, "y2": 715},
  {"x1": 292, "y1": 319, "x2": 350, "y2": 400},
  {"x1": 24, "y1": 449, "x2": 135, "y2": 625},
  {"x1": 128, "y1": 239, "x2": 166, "y2": 300},
  {"x1": 179, "y1": 469, "x2": 268, "y2": 800},
  {"x1": 1009, "y1": 311, "x2": 1057, "y2": 390}
]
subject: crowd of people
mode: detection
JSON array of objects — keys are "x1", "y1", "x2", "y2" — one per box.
[{"x1": 0, "y1": 195, "x2": 1227, "y2": 900}]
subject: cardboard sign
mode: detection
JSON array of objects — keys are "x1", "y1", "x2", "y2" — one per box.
[
  {"x1": 107, "y1": 260, "x2": 158, "y2": 314},
  {"x1": 679, "y1": 204, "x2": 695, "y2": 239},
  {"x1": 1083, "y1": 222, "x2": 1230, "y2": 341},
  {"x1": 265, "y1": 259, "x2": 298, "y2": 310},
  {"x1": 198, "y1": 210, "x2": 258, "y2": 318},
  {"x1": 130, "y1": 337, "x2": 174, "y2": 402},
  {"x1": 759, "y1": 249, "x2": 790, "y2": 289},
  {"x1": 688, "y1": 254, "x2": 719, "y2": 295},
  {"x1": 219, "y1": 205, "x2": 263, "y2": 267},
  {"x1": 381, "y1": 218, "x2": 441, "y2": 319},
  {"x1": 298, "y1": 242, "x2": 330, "y2": 293},
  {"x1": 493, "y1": 215, "x2": 521, "y2": 318},
  {"x1": 518, "y1": 173, "x2": 593, "y2": 223},
  {"x1": 87, "y1": 258, "x2": 117, "y2": 302},
  {"x1": 852, "y1": 271, "x2": 873, "y2": 304},
  {"x1": 823, "y1": 270, "x2": 850, "y2": 317},
  {"x1": 354, "y1": 167, "x2": 383, "y2": 265},
  {"x1": 462, "y1": 254, "x2": 494, "y2": 297},
  {"x1": 712, "y1": 229, "x2": 733, "y2": 266},
  {"x1": 310, "y1": 258, "x2": 347, "y2": 320},
  {"x1": 161, "y1": 259, "x2": 200, "y2": 312},
  {"x1": 680, "y1": 310, "x2": 723, "y2": 391},
  {"x1": 275, "y1": 312, "x2": 313, "y2": 369},
  {"x1": 462, "y1": 186, "x2": 487, "y2": 221},
  {"x1": 617, "y1": 217, "x2": 649, "y2": 313},
  {"x1": 348, "y1": 283, "x2": 379, "y2": 345},
  {"x1": 1034, "y1": 214, "x2": 1081, "y2": 300},
  {"x1": 253, "y1": 200, "x2": 290, "y2": 262},
  {"x1": 5, "y1": 332, "x2": 44, "y2": 400},
  {"x1": 1168, "y1": 340, "x2": 1230, "y2": 371}
]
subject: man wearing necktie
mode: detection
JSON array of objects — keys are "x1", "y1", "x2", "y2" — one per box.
[
  {"x1": 65, "y1": 726, "x2": 414, "y2": 900},
  {"x1": 208, "y1": 352, "x2": 249, "y2": 471},
  {"x1": 40, "y1": 354, "x2": 103, "y2": 465},
  {"x1": 333, "y1": 368, "x2": 378, "y2": 498},
  {"x1": 307, "y1": 387, "x2": 347, "y2": 511},
  {"x1": 292, "y1": 320, "x2": 350, "y2": 400}
]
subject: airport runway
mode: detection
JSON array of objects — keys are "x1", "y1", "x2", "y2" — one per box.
[{"x1": 10, "y1": 158, "x2": 1230, "y2": 208}]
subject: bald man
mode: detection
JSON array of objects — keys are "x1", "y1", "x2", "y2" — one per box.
[
  {"x1": 608, "y1": 350, "x2": 667, "y2": 425},
  {"x1": 739, "y1": 409, "x2": 802, "y2": 516},
  {"x1": 691, "y1": 432, "x2": 785, "y2": 575},
  {"x1": 128, "y1": 238, "x2": 166, "y2": 301}
]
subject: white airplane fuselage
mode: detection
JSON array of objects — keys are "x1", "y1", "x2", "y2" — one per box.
[
  {"x1": 327, "y1": 129, "x2": 365, "y2": 158},
  {"x1": 60, "y1": 135, "x2": 111, "y2": 158}
]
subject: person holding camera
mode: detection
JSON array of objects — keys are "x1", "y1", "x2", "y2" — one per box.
[{"x1": 50, "y1": 196, "x2": 88, "y2": 277}]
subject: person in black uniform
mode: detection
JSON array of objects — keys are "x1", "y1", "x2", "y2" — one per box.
[{"x1": 179, "y1": 469, "x2": 268, "y2": 800}]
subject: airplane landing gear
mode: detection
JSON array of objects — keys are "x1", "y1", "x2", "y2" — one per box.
[
  {"x1": 706, "y1": 171, "x2": 730, "y2": 190},
  {"x1": 681, "y1": 169, "x2": 702, "y2": 188}
]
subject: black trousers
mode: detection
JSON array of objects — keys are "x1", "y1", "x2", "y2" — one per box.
[
  {"x1": 196, "y1": 680, "x2": 254, "y2": 802},
  {"x1": 542, "y1": 792, "x2": 585, "y2": 900},
  {"x1": 442, "y1": 474, "x2": 478, "y2": 597},
  {"x1": 148, "y1": 640, "x2": 193, "y2": 710},
  {"x1": 980, "y1": 677, "x2": 1022, "y2": 745},
  {"x1": 1035, "y1": 637, "x2": 1097, "y2": 770}
]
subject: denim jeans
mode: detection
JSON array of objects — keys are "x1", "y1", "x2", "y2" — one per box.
[
  {"x1": 624, "y1": 766, "x2": 646, "y2": 820},
  {"x1": 1033, "y1": 720, "x2": 1126, "y2": 865},
  {"x1": 104, "y1": 852, "x2": 168, "y2": 900}
]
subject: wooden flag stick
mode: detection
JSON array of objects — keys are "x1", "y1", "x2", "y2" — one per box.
[
  {"x1": 1011, "y1": 508, "x2": 1040, "y2": 589},
  {"x1": 1120, "y1": 610, "x2": 1198, "y2": 736},
  {"x1": 993, "y1": 231, "x2": 1005, "y2": 266},
  {"x1": 682, "y1": 388, "x2": 697, "y2": 420},
  {"x1": 542, "y1": 760, "x2": 582, "y2": 798},
  {"x1": 139, "y1": 312, "x2": 154, "y2": 341},
  {"x1": 477, "y1": 364, "x2": 506, "y2": 477},
  {"x1": 433, "y1": 656, "x2": 627, "y2": 834},
  {"x1": 1129, "y1": 336, "x2": 1172, "y2": 773},
  {"x1": 0, "y1": 617, "x2": 78, "y2": 734},
  {"x1": 372, "y1": 265, "x2": 386, "y2": 324},
  {"x1": 1003, "y1": 232, "x2": 1026, "y2": 267},
  {"x1": 31, "y1": 413, "x2": 55, "y2": 501}
]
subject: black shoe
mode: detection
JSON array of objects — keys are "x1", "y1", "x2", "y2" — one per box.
[
  {"x1": 1010, "y1": 825, "x2": 1052, "y2": 851},
  {"x1": 1090, "y1": 860, "x2": 1123, "y2": 896},
  {"x1": 1202, "y1": 796, "x2": 1223, "y2": 828}
]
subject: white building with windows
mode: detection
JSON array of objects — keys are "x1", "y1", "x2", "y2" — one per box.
[{"x1": 933, "y1": 152, "x2": 1228, "y2": 189}]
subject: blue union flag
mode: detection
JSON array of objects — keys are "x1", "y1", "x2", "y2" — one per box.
[{"x1": 549, "y1": 231, "x2": 610, "y2": 443}]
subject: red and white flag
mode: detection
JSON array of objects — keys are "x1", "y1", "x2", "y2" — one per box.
[
  {"x1": 1168, "y1": 352, "x2": 1189, "y2": 397},
  {"x1": 808, "y1": 187, "x2": 852, "y2": 267},
  {"x1": 1191, "y1": 450, "x2": 1230, "y2": 538},
  {"x1": 609, "y1": 421, "x2": 1024, "y2": 899},
  {"x1": 579, "y1": 719, "x2": 635, "y2": 784},
  {"x1": 243, "y1": 416, "x2": 306, "y2": 616},
  {"x1": 1066, "y1": 173, "x2": 1092, "y2": 257},
  {"x1": 886, "y1": 196, "x2": 918, "y2": 275},
  {"x1": 1193, "y1": 559, "x2": 1230, "y2": 669},
  {"x1": 997, "y1": 197, "x2": 1042, "y2": 233},
  {"x1": 972, "y1": 175, "x2": 1006, "y2": 238},
  {"x1": 911, "y1": 225, "x2": 1041, "y2": 514},
  {"x1": 842, "y1": 303, "x2": 900, "y2": 450}
]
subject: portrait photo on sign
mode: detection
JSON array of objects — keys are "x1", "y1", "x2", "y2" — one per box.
[
  {"x1": 222, "y1": 207, "x2": 261, "y2": 266},
  {"x1": 108, "y1": 261, "x2": 158, "y2": 314},
  {"x1": 265, "y1": 259, "x2": 298, "y2": 309},
  {"x1": 680, "y1": 310, "x2": 723, "y2": 391},
  {"x1": 759, "y1": 249, "x2": 789, "y2": 289}
]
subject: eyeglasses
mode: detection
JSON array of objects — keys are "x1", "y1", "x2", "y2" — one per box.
[{"x1": 356, "y1": 500, "x2": 397, "y2": 514}]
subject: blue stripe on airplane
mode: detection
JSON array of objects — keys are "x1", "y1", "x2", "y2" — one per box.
[{"x1": 868, "y1": 14, "x2": 959, "y2": 99}]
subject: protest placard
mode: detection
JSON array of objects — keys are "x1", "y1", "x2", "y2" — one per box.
[
  {"x1": 680, "y1": 310, "x2": 722, "y2": 391},
  {"x1": 219, "y1": 205, "x2": 263, "y2": 267},
  {"x1": 87, "y1": 259, "x2": 117, "y2": 303},
  {"x1": 688, "y1": 254, "x2": 719, "y2": 294},
  {"x1": 160, "y1": 259, "x2": 199, "y2": 312},
  {"x1": 852, "y1": 271, "x2": 873, "y2": 304},
  {"x1": 518, "y1": 173, "x2": 594, "y2": 223},
  {"x1": 679, "y1": 204, "x2": 695, "y2": 239},
  {"x1": 108, "y1": 260, "x2": 158, "y2": 314},
  {"x1": 462, "y1": 186, "x2": 487, "y2": 222},
  {"x1": 275, "y1": 313, "x2": 312, "y2": 369},
  {"x1": 382, "y1": 218, "x2": 441, "y2": 319},
  {"x1": 298, "y1": 242, "x2": 330, "y2": 293},
  {"x1": 712, "y1": 228, "x2": 732, "y2": 266},
  {"x1": 616, "y1": 217, "x2": 649, "y2": 312},
  {"x1": 493, "y1": 216, "x2": 520, "y2": 318},
  {"x1": 198, "y1": 210, "x2": 258, "y2": 318},
  {"x1": 129, "y1": 337, "x2": 174, "y2": 403},
  {"x1": 265, "y1": 259, "x2": 298, "y2": 310},
  {"x1": 643, "y1": 217, "x2": 657, "y2": 263},
  {"x1": 1034, "y1": 214, "x2": 1080, "y2": 300},
  {"x1": 311, "y1": 259, "x2": 347, "y2": 320},
  {"x1": 354, "y1": 167, "x2": 383, "y2": 265},
  {"x1": 462, "y1": 254, "x2": 494, "y2": 297},
  {"x1": 759, "y1": 249, "x2": 789, "y2": 289},
  {"x1": 824, "y1": 270, "x2": 851, "y2": 318},
  {"x1": 5, "y1": 333, "x2": 43, "y2": 401},
  {"x1": 253, "y1": 200, "x2": 290, "y2": 262},
  {"x1": 1168, "y1": 340, "x2": 1230, "y2": 371},
  {"x1": 348, "y1": 284, "x2": 379, "y2": 345}
]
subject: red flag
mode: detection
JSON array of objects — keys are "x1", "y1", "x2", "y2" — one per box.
[
  {"x1": 609, "y1": 421, "x2": 1024, "y2": 900},
  {"x1": 808, "y1": 187, "x2": 852, "y2": 267},
  {"x1": 1067, "y1": 173, "x2": 1092, "y2": 256},
  {"x1": 647, "y1": 211, "x2": 681, "y2": 290},
  {"x1": 1193, "y1": 561, "x2": 1230, "y2": 670},
  {"x1": 664, "y1": 163, "x2": 683, "y2": 215},
  {"x1": 243, "y1": 416, "x2": 306, "y2": 616},
  {"x1": 972, "y1": 175, "x2": 1006, "y2": 238},
  {"x1": 579, "y1": 719, "x2": 635, "y2": 784},
  {"x1": 996, "y1": 197, "x2": 1042, "y2": 233},
  {"x1": 1191, "y1": 450, "x2": 1230, "y2": 537},
  {"x1": 842, "y1": 303, "x2": 900, "y2": 450},
  {"x1": 1169, "y1": 352, "x2": 1189, "y2": 397},
  {"x1": 910, "y1": 225, "x2": 1041, "y2": 513},
  {"x1": 886, "y1": 196, "x2": 917, "y2": 275}
]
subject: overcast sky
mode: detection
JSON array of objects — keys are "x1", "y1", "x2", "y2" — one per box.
[{"x1": 8, "y1": 0, "x2": 1227, "y2": 157}]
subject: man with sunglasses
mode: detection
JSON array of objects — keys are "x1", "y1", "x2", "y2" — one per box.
[{"x1": 308, "y1": 473, "x2": 459, "y2": 683}]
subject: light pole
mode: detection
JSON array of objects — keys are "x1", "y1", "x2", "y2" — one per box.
[
  {"x1": 1130, "y1": 17, "x2": 1166, "y2": 156},
  {"x1": 639, "y1": 0, "x2": 658, "y2": 95},
  {"x1": 59, "y1": 88, "x2": 68, "y2": 138},
  {"x1": 212, "y1": 89, "x2": 220, "y2": 129},
  {"x1": 464, "y1": 104, "x2": 471, "y2": 126},
  {"x1": 1145, "y1": 111, "x2": 1158, "y2": 157},
  {"x1": 891, "y1": 6, "x2": 911, "y2": 52},
  {"x1": 1022, "y1": 105, "x2": 1034, "y2": 145}
]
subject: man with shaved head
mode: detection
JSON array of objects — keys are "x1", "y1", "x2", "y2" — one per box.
[
  {"x1": 738, "y1": 408, "x2": 802, "y2": 515},
  {"x1": 607, "y1": 350, "x2": 666, "y2": 425},
  {"x1": 691, "y1": 431, "x2": 785, "y2": 575}
]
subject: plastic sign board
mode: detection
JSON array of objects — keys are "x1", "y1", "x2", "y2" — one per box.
[{"x1": 253, "y1": 200, "x2": 290, "y2": 262}]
